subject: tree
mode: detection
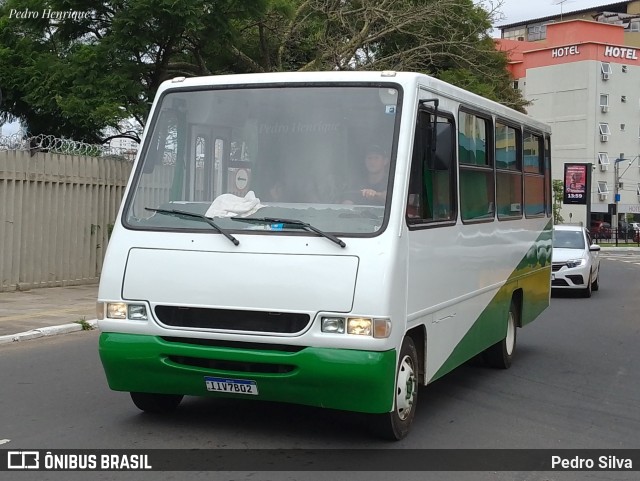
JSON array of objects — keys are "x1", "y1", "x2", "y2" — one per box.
[
  {"x1": 0, "y1": 0, "x2": 525, "y2": 142},
  {"x1": 552, "y1": 179, "x2": 564, "y2": 225},
  {"x1": 0, "y1": 0, "x2": 270, "y2": 142}
]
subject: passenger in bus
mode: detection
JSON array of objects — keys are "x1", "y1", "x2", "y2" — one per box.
[{"x1": 343, "y1": 144, "x2": 389, "y2": 205}]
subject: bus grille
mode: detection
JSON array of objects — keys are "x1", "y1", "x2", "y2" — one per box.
[
  {"x1": 167, "y1": 355, "x2": 295, "y2": 374},
  {"x1": 154, "y1": 306, "x2": 310, "y2": 334}
]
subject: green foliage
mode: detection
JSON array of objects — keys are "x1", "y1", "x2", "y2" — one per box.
[
  {"x1": 0, "y1": 0, "x2": 528, "y2": 139},
  {"x1": 552, "y1": 179, "x2": 564, "y2": 225}
]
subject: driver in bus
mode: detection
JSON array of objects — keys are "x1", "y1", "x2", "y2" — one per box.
[{"x1": 343, "y1": 144, "x2": 390, "y2": 205}]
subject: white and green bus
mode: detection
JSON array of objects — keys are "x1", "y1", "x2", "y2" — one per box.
[{"x1": 97, "y1": 71, "x2": 552, "y2": 440}]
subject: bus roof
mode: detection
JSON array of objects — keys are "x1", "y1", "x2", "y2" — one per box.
[{"x1": 160, "y1": 71, "x2": 551, "y2": 135}]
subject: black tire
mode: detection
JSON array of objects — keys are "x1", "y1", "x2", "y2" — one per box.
[
  {"x1": 130, "y1": 392, "x2": 183, "y2": 413},
  {"x1": 370, "y1": 336, "x2": 419, "y2": 441},
  {"x1": 483, "y1": 300, "x2": 517, "y2": 369},
  {"x1": 582, "y1": 271, "x2": 593, "y2": 298},
  {"x1": 592, "y1": 271, "x2": 599, "y2": 291}
]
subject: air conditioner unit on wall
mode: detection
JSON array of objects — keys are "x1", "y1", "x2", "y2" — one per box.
[
  {"x1": 600, "y1": 163, "x2": 608, "y2": 171},
  {"x1": 599, "y1": 192, "x2": 608, "y2": 200},
  {"x1": 601, "y1": 134, "x2": 609, "y2": 142},
  {"x1": 601, "y1": 105, "x2": 609, "y2": 112},
  {"x1": 602, "y1": 72, "x2": 610, "y2": 80}
]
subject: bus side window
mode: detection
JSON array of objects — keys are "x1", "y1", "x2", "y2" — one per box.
[{"x1": 407, "y1": 110, "x2": 456, "y2": 224}]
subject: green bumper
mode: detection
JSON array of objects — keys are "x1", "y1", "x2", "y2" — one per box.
[{"x1": 99, "y1": 333, "x2": 396, "y2": 414}]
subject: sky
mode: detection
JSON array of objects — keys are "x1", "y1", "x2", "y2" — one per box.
[{"x1": 495, "y1": 0, "x2": 611, "y2": 30}]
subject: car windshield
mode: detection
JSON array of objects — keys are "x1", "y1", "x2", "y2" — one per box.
[
  {"x1": 124, "y1": 84, "x2": 400, "y2": 236},
  {"x1": 553, "y1": 230, "x2": 585, "y2": 249}
]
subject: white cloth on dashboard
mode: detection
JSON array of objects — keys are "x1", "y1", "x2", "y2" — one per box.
[{"x1": 205, "y1": 191, "x2": 264, "y2": 217}]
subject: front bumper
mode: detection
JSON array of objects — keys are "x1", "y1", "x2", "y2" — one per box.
[
  {"x1": 99, "y1": 333, "x2": 396, "y2": 414},
  {"x1": 551, "y1": 265, "x2": 589, "y2": 289}
]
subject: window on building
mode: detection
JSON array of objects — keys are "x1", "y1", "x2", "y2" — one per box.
[
  {"x1": 601, "y1": 62, "x2": 612, "y2": 79},
  {"x1": 598, "y1": 152, "x2": 610, "y2": 169},
  {"x1": 621, "y1": 123, "x2": 626, "y2": 131},
  {"x1": 600, "y1": 94, "x2": 609, "y2": 106},
  {"x1": 622, "y1": 95, "x2": 627, "y2": 103},
  {"x1": 599, "y1": 123, "x2": 611, "y2": 135},
  {"x1": 622, "y1": 65, "x2": 628, "y2": 73},
  {"x1": 526, "y1": 23, "x2": 547, "y2": 41},
  {"x1": 503, "y1": 27, "x2": 526, "y2": 40},
  {"x1": 597, "y1": 181, "x2": 609, "y2": 195}
]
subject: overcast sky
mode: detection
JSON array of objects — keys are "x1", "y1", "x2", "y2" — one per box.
[{"x1": 495, "y1": 0, "x2": 609, "y2": 28}]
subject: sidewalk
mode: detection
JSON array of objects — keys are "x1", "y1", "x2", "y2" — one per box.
[{"x1": 0, "y1": 284, "x2": 98, "y2": 344}]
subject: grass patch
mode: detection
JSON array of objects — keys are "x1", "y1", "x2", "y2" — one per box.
[{"x1": 74, "y1": 317, "x2": 94, "y2": 331}]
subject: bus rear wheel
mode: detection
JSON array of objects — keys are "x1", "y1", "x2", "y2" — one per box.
[
  {"x1": 370, "y1": 336, "x2": 419, "y2": 440},
  {"x1": 130, "y1": 392, "x2": 184, "y2": 413},
  {"x1": 483, "y1": 300, "x2": 517, "y2": 369}
]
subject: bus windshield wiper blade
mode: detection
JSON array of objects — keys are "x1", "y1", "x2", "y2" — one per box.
[
  {"x1": 232, "y1": 217, "x2": 346, "y2": 248},
  {"x1": 145, "y1": 207, "x2": 239, "y2": 246}
]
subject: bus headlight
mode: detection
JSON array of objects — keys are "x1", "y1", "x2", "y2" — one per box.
[
  {"x1": 107, "y1": 303, "x2": 127, "y2": 319},
  {"x1": 347, "y1": 317, "x2": 372, "y2": 336},
  {"x1": 321, "y1": 316, "x2": 391, "y2": 338},
  {"x1": 128, "y1": 304, "x2": 148, "y2": 320},
  {"x1": 105, "y1": 302, "x2": 148, "y2": 321},
  {"x1": 321, "y1": 317, "x2": 345, "y2": 334}
]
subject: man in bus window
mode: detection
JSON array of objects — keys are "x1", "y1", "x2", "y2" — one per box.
[{"x1": 344, "y1": 145, "x2": 390, "y2": 205}]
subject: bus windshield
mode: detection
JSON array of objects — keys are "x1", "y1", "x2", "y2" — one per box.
[{"x1": 125, "y1": 85, "x2": 400, "y2": 235}]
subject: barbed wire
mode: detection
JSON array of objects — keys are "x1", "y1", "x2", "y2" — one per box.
[{"x1": 0, "y1": 131, "x2": 138, "y2": 160}]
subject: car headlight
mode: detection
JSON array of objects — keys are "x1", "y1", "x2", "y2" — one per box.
[{"x1": 566, "y1": 258, "x2": 586, "y2": 268}]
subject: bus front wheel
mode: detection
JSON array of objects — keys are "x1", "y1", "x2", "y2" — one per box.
[
  {"x1": 130, "y1": 392, "x2": 184, "y2": 413},
  {"x1": 370, "y1": 336, "x2": 419, "y2": 441},
  {"x1": 483, "y1": 300, "x2": 517, "y2": 369}
]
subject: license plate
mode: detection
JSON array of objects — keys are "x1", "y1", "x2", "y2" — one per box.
[{"x1": 204, "y1": 376, "x2": 259, "y2": 395}]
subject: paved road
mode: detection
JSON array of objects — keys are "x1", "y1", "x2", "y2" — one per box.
[{"x1": 0, "y1": 257, "x2": 639, "y2": 480}]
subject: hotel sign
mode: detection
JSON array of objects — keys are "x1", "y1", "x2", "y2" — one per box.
[
  {"x1": 550, "y1": 45, "x2": 639, "y2": 60},
  {"x1": 604, "y1": 46, "x2": 638, "y2": 59},
  {"x1": 551, "y1": 46, "x2": 580, "y2": 57}
]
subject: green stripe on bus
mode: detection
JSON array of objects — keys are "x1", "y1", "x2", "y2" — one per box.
[{"x1": 431, "y1": 219, "x2": 552, "y2": 381}]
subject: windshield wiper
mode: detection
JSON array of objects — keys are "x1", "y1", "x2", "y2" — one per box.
[
  {"x1": 231, "y1": 217, "x2": 346, "y2": 248},
  {"x1": 145, "y1": 207, "x2": 239, "y2": 246}
]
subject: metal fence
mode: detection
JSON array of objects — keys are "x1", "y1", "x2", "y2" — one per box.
[{"x1": 0, "y1": 134, "x2": 135, "y2": 292}]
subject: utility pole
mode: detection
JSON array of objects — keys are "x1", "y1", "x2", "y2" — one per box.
[{"x1": 615, "y1": 153, "x2": 623, "y2": 245}]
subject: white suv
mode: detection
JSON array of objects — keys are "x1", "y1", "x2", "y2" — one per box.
[{"x1": 552, "y1": 225, "x2": 601, "y2": 297}]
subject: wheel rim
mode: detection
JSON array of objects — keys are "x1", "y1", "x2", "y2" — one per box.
[
  {"x1": 505, "y1": 311, "x2": 516, "y2": 356},
  {"x1": 396, "y1": 354, "x2": 417, "y2": 421}
]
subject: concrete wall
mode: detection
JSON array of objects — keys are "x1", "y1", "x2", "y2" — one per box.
[{"x1": 0, "y1": 150, "x2": 132, "y2": 292}]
